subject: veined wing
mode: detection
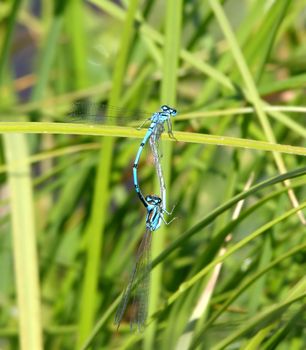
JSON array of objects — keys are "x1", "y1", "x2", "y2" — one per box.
[
  {"x1": 150, "y1": 122, "x2": 165, "y2": 161},
  {"x1": 114, "y1": 228, "x2": 152, "y2": 331},
  {"x1": 149, "y1": 137, "x2": 166, "y2": 210},
  {"x1": 65, "y1": 102, "x2": 153, "y2": 125}
]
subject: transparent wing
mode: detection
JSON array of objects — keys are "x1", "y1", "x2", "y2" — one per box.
[
  {"x1": 150, "y1": 123, "x2": 165, "y2": 160},
  {"x1": 132, "y1": 228, "x2": 152, "y2": 330},
  {"x1": 114, "y1": 228, "x2": 152, "y2": 331},
  {"x1": 149, "y1": 137, "x2": 166, "y2": 210},
  {"x1": 64, "y1": 102, "x2": 153, "y2": 126},
  {"x1": 149, "y1": 117, "x2": 177, "y2": 212}
]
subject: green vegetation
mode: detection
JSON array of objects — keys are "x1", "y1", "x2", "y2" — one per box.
[{"x1": 0, "y1": 0, "x2": 306, "y2": 349}]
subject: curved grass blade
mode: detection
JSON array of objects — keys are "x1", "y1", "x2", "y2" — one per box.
[
  {"x1": 208, "y1": 0, "x2": 306, "y2": 224},
  {"x1": 212, "y1": 287, "x2": 306, "y2": 350},
  {"x1": 80, "y1": 166, "x2": 306, "y2": 349}
]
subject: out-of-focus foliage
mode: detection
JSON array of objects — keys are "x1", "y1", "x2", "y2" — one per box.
[{"x1": 0, "y1": 0, "x2": 306, "y2": 349}]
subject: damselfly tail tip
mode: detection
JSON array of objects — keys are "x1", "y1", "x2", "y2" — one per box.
[
  {"x1": 114, "y1": 320, "x2": 121, "y2": 332},
  {"x1": 129, "y1": 321, "x2": 145, "y2": 333}
]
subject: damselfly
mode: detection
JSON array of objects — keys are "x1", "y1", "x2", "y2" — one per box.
[
  {"x1": 132, "y1": 105, "x2": 177, "y2": 208},
  {"x1": 114, "y1": 194, "x2": 175, "y2": 330},
  {"x1": 67, "y1": 102, "x2": 177, "y2": 210},
  {"x1": 68, "y1": 103, "x2": 177, "y2": 209}
]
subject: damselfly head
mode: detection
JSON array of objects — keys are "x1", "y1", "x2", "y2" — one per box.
[
  {"x1": 146, "y1": 194, "x2": 162, "y2": 205},
  {"x1": 161, "y1": 105, "x2": 177, "y2": 117}
]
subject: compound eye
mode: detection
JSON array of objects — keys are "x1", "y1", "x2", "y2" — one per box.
[
  {"x1": 161, "y1": 105, "x2": 169, "y2": 111},
  {"x1": 146, "y1": 194, "x2": 162, "y2": 205},
  {"x1": 152, "y1": 196, "x2": 161, "y2": 204},
  {"x1": 145, "y1": 195, "x2": 152, "y2": 202},
  {"x1": 171, "y1": 109, "x2": 177, "y2": 116}
]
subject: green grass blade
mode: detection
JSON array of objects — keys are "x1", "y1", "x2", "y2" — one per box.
[
  {"x1": 146, "y1": 1, "x2": 182, "y2": 349},
  {"x1": 259, "y1": 73, "x2": 306, "y2": 95},
  {"x1": 2, "y1": 122, "x2": 306, "y2": 156},
  {"x1": 80, "y1": 167, "x2": 306, "y2": 342},
  {"x1": 2, "y1": 2, "x2": 306, "y2": 349},
  {"x1": 89, "y1": 0, "x2": 235, "y2": 90},
  {"x1": 262, "y1": 307, "x2": 305, "y2": 350},
  {"x1": 30, "y1": 4, "x2": 67, "y2": 103},
  {"x1": 190, "y1": 240, "x2": 306, "y2": 348},
  {"x1": 0, "y1": 0, "x2": 22, "y2": 86},
  {"x1": 65, "y1": 0, "x2": 88, "y2": 90},
  {"x1": 77, "y1": 0, "x2": 140, "y2": 347},
  {"x1": 3, "y1": 134, "x2": 43, "y2": 350},
  {"x1": 208, "y1": 0, "x2": 306, "y2": 224},
  {"x1": 242, "y1": 325, "x2": 275, "y2": 350},
  {"x1": 242, "y1": 0, "x2": 291, "y2": 82},
  {"x1": 164, "y1": 201, "x2": 306, "y2": 309},
  {"x1": 212, "y1": 278, "x2": 306, "y2": 350}
]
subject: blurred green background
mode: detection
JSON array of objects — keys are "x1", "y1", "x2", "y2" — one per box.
[{"x1": 1, "y1": 0, "x2": 306, "y2": 349}]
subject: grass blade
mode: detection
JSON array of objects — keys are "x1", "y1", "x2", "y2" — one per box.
[
  {"x1": 3, "y1": 134, "x2": 43, "y2": 350},
  {"x1": 147, "y1": 0, "x2": 183, "y2": 349},
  {"x1": 77, "y1": 0, "x2": 141, "y2": 347},
  {"x1": 208, "y1": 0, "x2": 306, "y2": 224}
]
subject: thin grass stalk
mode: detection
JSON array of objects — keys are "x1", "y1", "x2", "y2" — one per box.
[
  {"x1": 190, "y1": 240, "x2": 306, "y2": 348},
  {"x1": 0, "y1": 142, "x2": 100, "y2": 175},
  {"x1": 92, "y1": 1, "x2": 306, "y2": 166},
  {"x1": 144, "y1": 0, "x2": 182, "y2": 349},
  {"x1": 165, "y1": 200, "x2": 306, "y2": 309},
  {"x1": 66, "y1": 0, "x2": 88, "y2": 90},
  {"x1": 175, "y1": 173, "x2": 255, "y2": 349},
  {"x1": 77, "y1": 0, "x2": 140, "y2": 347},
  {"x1": 239, "y1": 324, "x2": 277, "y2": 350},
  {"x1": 208, "y1": 0, "x2": 306, "y2": 225},
  {"x1": 88, "y1": 0, "x2": 235, "y2": 90},
  {"x1": 0, "y1": 0, "x2": 22, "y2": 86},
  {"x1": 261, "y1": 307, "x2": 306, "y2": 350},
  {"x1": 194, "y1": 0, "x2": 265, "y2": 104},
  {"x1": 81, "y1": 167, "x2": 306, "y2": 345},
  {"x1": 30, "y1": 3, "x2": 67, "y2": 103},
  {"x1": 212, "y1": 283, "x2": 306, "y2": 350}
]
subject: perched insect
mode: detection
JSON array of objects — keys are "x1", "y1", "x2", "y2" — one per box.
[
  {"x1": 114, "y1": 195, "x2": 175, "y2": 330},
  {"x1": 133, "y1": 105, "x2": 177, "y2": 208}
]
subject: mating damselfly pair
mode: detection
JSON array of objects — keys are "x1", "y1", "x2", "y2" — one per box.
[
  {"x1": 112, "y1": 104, "x2": 178, "y2": 331},
  {"x1": 68, "y1": 102, "x2": 177, "y2": 330}
]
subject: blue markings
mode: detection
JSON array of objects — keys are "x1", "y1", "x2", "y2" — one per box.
[
  {"x1": 133, "y1": 105, "x2": 177, "y2": 209},
  {"x1": 115, "y1": 105, "x2": 177, "y2": 330}
]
